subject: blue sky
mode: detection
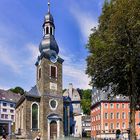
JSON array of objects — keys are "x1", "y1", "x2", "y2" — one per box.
[{"x1": 0, "y1": 0, "x2": 104, "y2": 91}]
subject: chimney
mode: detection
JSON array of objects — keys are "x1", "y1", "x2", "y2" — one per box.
[{"x1": 68, "y1": 83, "x2": 73, "y2": 98}]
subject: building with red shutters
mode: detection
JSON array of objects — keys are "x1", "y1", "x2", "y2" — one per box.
[{"x1": 91, "y1": 88, "x2": 140, "y2": 140}]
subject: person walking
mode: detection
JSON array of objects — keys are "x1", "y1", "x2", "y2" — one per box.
[
  {"x1": 34, "y1": 133, "x2": 41, "y2": 140},
  {"x1": 1, "y1": 135, "x2": 7, "y2": 140}
]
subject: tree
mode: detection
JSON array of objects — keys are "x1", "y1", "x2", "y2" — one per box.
[
  {"x1": 86, "y1": 0, "x2": 140, "y2": 139},
  {"x1": 10, "y1": 86, "x2": 25, "y2": 95},
  {"x1": 80, "y1": 89, "x2": 92, "y2": 115}
]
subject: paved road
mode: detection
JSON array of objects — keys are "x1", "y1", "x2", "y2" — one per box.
[{"x1": 1, "y1": 137, "x2": 91, "y2": 140}]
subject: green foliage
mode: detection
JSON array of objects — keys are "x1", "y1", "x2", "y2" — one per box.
[
  {"x1": 10, "y1": 86, "x2": 25, "y2": 95},
  {"x1": 80, "y1": 89, "x2": 92, "y2": 115},
  {"x1": 86, "y1": 0, "x2": 140, "y2": 139},
  {"x1": 87, "y1": 0, "x2": 140, "y2": 96}
]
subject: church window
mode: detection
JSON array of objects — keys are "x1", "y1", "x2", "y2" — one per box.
[
  {"x1": 38, "y1": 68, "x2": 41, "y2": 79},
  {"x1": 50, "y1": 27, "x2": 53, "y2": 35},
  {"x1": 49, "y1": 99, "x2": 58, "y2": 110},
  {"x1": 32, "y1": 103, "x2": 39, "y2": 130},
  {"x1": 50, "y1": 66, "x2": 57, "y2": 78},
  {"x1": 46, "y1": 27, "x2": 49, "y2": 34}
]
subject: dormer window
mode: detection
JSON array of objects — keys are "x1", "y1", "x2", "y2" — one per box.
[{"x1": 46, "y1": 27, "x2": 49, "y2": 35}]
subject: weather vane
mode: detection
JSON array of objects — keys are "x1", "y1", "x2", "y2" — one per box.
[{"x1": 48, "y1": 0, "x2": 50, "y2": 13}]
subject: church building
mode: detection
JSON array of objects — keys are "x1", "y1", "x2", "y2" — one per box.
[{"x1": 15, "y1": 2, "x2": 64, "y2": 140}]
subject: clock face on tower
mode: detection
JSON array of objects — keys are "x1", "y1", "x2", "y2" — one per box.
[
  {"x1": 49, "y1": 51, "x2": 58, "y2": 63},
  {"x1": 50, "y1": 55, "x2": 58, "y2": 63}
]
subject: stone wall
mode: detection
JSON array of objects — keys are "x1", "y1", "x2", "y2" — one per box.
[{"x1": 37, "y1": 58, "x2": 63, "y2": 96}]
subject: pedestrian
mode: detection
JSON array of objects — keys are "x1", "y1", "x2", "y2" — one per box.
[
  {"x1": 34, "y1": 133, "x2": 41, "y2": 140},
  {"x1": 2, "y1": 135, "x2": 7, "y2": 140}
]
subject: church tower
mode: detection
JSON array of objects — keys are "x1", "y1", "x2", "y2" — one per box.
[{"x1": 35, "y1": 1, "x2": 64, "y2": 139}]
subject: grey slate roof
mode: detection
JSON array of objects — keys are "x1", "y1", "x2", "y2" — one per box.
[
  {"x1": 0, "y1": 89, "x2": 21, "y2": 103},
  {"x1": 26, "y1": 85, "x2": 40, "y2": 97},
  {"x1": 25, "y1": 85, "x2": 62, "y2": 99},
  {"x1": 92, "y1": 87, "x2": 129, "y2": 105}
]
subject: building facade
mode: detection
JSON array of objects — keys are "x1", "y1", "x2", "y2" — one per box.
[
  {"x1": 82, "y1": 115, "x2": 91, "y2": 137},
  {"x1": 0, "y1": 89, "x2": 21, "y2": 136},
  {"x1": 73, "y1": 114, "x2": 82, "y2": 137},
  {"x1": 15, "y1": 2, "x2": 64, "y2": 140},
  {"x1": 91, "y1": 88, "x2": 140, "y2": 139},
  {"x1": 63, "y1": 83, "x2": 81, "y2": 136}
]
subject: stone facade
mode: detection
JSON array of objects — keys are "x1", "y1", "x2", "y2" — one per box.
[
  {"x1": 16, "y1": 96, "x2": 40, "y2": 138},
  {"x1": 63, "y1": 84, "x2": 81, "y2": 136},
  {"x1": 37, "y1": 58, "x2": 63, "y2": 95},
  {"x1": 15, "y1": 2, "x2": 64, "y2": 140}
]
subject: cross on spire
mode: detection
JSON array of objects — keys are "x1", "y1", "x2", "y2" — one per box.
[{"x1": 48, "y1": 0, "x2": 50, "y2": 13}]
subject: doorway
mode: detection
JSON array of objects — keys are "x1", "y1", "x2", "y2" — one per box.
[{"x1": 50, "y1": 121, "x2": 57, "y2": 139}]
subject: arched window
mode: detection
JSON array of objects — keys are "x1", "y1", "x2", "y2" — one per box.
[
  {"x1": 46, "y1": 27, "x2": 49, "y2": 35},
  {"x1": 31, "y1": 103, "x2": 39, "y2": 130},
  {"x1": 50, "y1": 65, "x2": 57, "y2": 78},
  {"x1": 38, "y1": 68, "x2": 41, "y2": 80},
  {"x1": 50, "y1": 27, "x2": 53, "y2": 35}
]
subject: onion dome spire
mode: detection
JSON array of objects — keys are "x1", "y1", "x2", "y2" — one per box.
[
  {"x1": 48, "y1": 0, "x2": 50, "y2": 13},
  {"x1": 39, "y1": 0, "x2": 59, "y2": 56}
]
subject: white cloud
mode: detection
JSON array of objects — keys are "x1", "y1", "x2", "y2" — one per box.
[
  {"x1": 0, "y1": 85, "x2": 10, "y2": 90},
  {"x1": 70, "y1": 4, "x2": 98, "y2": 41},
  {"x1": 64, "y1": 64, "x2": 91, "y2": 89},
  {"x1": 26, "y1": 43, "x2": 39, "y2": 65},
  {"x1": 0, "y1": 43, "x2": 21, "y2": 73},
  {"x1": 60, "y1": 49, "x2": 91, "y2": 89}
]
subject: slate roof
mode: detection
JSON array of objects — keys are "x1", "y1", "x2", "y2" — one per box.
[
  {"x1": 22, "y1": 85, "x2": 62, "y2": 100},
  {"x1": 26, "y1": 85, "x2": 40, "y2": 97},
  {"x1": 92, "y1": 87, "x2": 129, "y2": 106},
  {"x1": 63, "y1": 88, "x2": 81, "y2": 102},
  {"x1": 0, "y1": 89, "x2": 21, "y2": 103}
]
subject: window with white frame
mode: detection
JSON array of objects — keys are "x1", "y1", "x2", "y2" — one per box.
[
  {"x1": 122, "y1": 112, "x2": 126, "y2": 119},
  {"x1": 110, "y1": 123, "x2": 114, "y2": 129},
  {"x1": 38, "y1": 68, "x2": 41, "y2": 80},
  {"x1": 110, "y1": 103, "x2": 114, "y2": 108},
  {"x1": 105, "y1": 113, "x2": 108, "y2": 119},
  {"x1": 105, "y1": 123, "x2": 108, "y2": 130},
  {"x1": 3, "y1": 109, "x2": 7, "y2": 112},
  {"x1": 1, "y1": 114, "x2": 4, "y2": 118},
  {"x1": 10, "y1": 110, "x2": 14, "y2": 113},
  {"x1": 122, "y1": 122, "x2": 126, "y2": 129},
  {"x1": 116, "y1": 113, "x2": 120, "y2": 119},
  {"x1": 50, "y1": 65, "x2": 57, "y2": 78},
  {"x1": 11, "y1": 115, "x2": 14, "y2": 120},
  {"x1": 110, "y1": 113, "x2": 114, "y2": 119},
  {"x1": 5, "y1": 114, "x2": 8, "y2": 119},
  {"x1": 122, "y1": 104, "x2": 125, "y2": 108},
  {"x1": 10, "y1": 104, "x2": 14, "y2": 108},
  {"x1": 46, "y1": 27, "x2": 49, "y2": 34},
  {"x1": 116, "y1": 104, "x2": 120, "y2": 109},
  {"x1": 3, "y1": 102, "x2": 7, "y2": 106},
  {"x1": 50, "y1": 27, "x2": 53, "y2": 35},
  {"x1": 104, "y1": 103, "x2": 108, "y2": 108},
  {"x1": 31, "y1": 103, "x2": 39, "y2": 130},
  {"x1": 116, "y1": 123, "x2": 120, "y2": 129}
]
